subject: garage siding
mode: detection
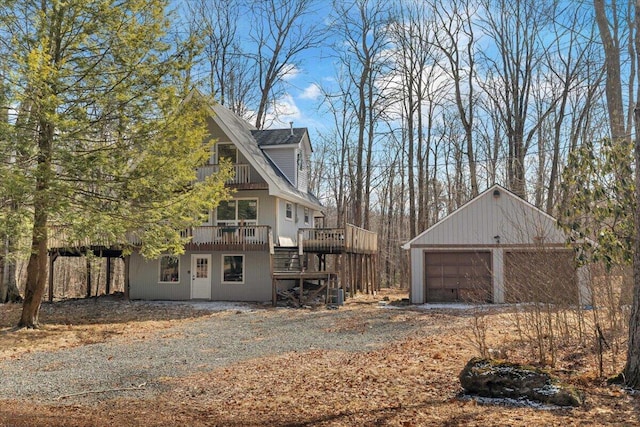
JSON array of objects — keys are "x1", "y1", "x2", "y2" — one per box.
[{"x1": 424, "y1": 251, "x2": 492, "y2": 303}]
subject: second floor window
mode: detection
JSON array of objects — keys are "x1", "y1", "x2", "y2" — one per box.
[
  {"x1": 217, "y1": 143, "x2": 237, "y2": 164},
  {"x1": 285, "y1": 202, "x2": 293, "y2": 220},
  {"x1": 216, "y1": 199, "x2": 258, "y2": 226}
]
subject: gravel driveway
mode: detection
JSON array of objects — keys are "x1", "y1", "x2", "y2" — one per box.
[{"x1": 0, "y1": 302, "x2": 426, "y2": 405}]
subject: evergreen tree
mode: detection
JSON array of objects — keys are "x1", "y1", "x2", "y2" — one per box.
[{"x1": 0, "y1": 0, "x2": 231, "y2": 328}]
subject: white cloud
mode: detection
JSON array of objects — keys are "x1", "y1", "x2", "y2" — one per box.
[
  {"x1": 300, "y1": 83, "x2": 322, "y2": 101},
  {"x1": 263, "y1": 94, "x2": 302, "y2": 129},
  {"x1": 281, "y1": 64, "x2": 300, "y2": 81}
]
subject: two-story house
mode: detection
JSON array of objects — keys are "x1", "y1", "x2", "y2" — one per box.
[
  {"x1": 127, "y1": 100, "x2": 325, "y2": 302},
  {"x1": 47, "y1": 98, "x2": 378, "y2": 304}
]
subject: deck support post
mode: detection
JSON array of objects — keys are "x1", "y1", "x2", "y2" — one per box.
[
  {"x1": 86, "y1": 254, "x2": 92, "y2": 298},
  {"x1": 106, "y1": 257, "x2": 112, "y2": 295},
  {"x1": 123, "y1": 255, "x2": 130, "y2": 300},
  {"x1": 48, "y1": 252, "x2": 58, "y2": 302}
]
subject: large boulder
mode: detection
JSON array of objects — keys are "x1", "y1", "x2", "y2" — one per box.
[{"x1": 459, "y1": 357, "x2": 583, "y2": 407}]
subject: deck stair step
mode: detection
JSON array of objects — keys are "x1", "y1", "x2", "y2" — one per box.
[{"x1": 273, "y1": 247, "x2": 302, "y2": 272}]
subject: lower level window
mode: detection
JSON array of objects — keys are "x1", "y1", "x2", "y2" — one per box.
[
  {"x1": 222, "y1": 255, "x2": 244, "y2": 284},
  {"x1": 159, "y1": 255, "x2": 179, "y2": 283}
]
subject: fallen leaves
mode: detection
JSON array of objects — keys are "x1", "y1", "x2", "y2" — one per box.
[{"x1": 0, "y1": 290, "x2": 638, "y2": 426}]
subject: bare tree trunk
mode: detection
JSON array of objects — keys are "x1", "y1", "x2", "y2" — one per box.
[
  {"x1": 595, "y1": 0, "x2": 627, "y2": 141},
  {"x1": 626, "y1": 102, "x2": 640, "y2": 387},
  {"x1": 623, "y1": 0, "x2": 640, "y2": 387}
]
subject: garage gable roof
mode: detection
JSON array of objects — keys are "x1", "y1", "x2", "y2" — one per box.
[{"x1": 402, "y1": 184, "x2": 568, "y2": 249}]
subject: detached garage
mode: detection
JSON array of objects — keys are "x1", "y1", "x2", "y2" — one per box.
[{"x1": 402, "y1": 185, "x2": 586, "y2": 304}]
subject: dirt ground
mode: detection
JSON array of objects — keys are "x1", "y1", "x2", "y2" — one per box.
[{"x1": 0, "y1": 290, "x2": 638, "y2": 426}]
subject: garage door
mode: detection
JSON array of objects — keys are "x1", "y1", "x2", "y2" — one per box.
[
  {"x1": 504, "y1": 250, "x2": 577, "y2": 304},
  {"x1": 424, "y1": 251, "x2": 492, "y2": 303}
]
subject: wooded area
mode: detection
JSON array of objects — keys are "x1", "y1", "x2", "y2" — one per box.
[
  {"x1": 180, "y1": 0, "x2": 625, "y2": 288},
  {"x1": 2, "y1": 0, "x2": 640, "y2": 388}
]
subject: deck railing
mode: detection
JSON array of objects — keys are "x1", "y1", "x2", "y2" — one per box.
[
  {"x1": 197, "y1": 163, "x2": 250, "y2": 184},
  {"x1": 189, "y1": 225, "x2": 271, "y2": 248},
  {"x1": 50, "y1": 225, "x2": 272, "y2": 252},
  {"x1": 299, "y1": 223, "x2": 378, "y2": 254},
  {"x1": 49, "y1": 226, "x2": 123, "y2": 250},
  {"x1": 50, "y1": 223, "x2": 376, "y2": 254}
]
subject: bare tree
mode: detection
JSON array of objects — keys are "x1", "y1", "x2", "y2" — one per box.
[
  {"x1": 249, "y1": 0, "x2": 324, "y2": 129},
  {"x1": 544, "y1": 4, "x2": 600, "y2": 213},
  {"x1": 592, "y1": 0, "x2": 640, "y2": 390},
  {"x1": 186, "y1": 0, "x2": 258, "y2": 119},
  {"x1": 330, "y1": 0, "x2": 393, "y2": 228},
  {"x1": 432, "y1": 0, "x2": 479, "y2": 198},
  {"x1": 594, "y1": 0, "x2": 629, "y2": 142},
  {"x1": 316, "y1": 72, "x2": 358, "y2": 227},
  {"x1": 477, "y1": 0, "x2": 558, "y2": 198}
]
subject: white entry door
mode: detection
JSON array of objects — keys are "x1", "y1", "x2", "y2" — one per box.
[{"x1": 191, "y1": 254, "x2": 212, "y2": 299}]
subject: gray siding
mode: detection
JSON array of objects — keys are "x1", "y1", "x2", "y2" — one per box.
[
  {"x1": 263, "y1": 147, "x2": 296, "y2": 185},
  {"x1": 129, "y1": 252, "x2": 191, "y2": 300},
  {"x1": 408, "y1": 188, "x2": 566, "y2": 247},
  {"x1": 215, "y1": 190, "x2": 274, "y2": 227},
  {"x1": 276, "y1": 198, "x2": 313, "y2": 244},
  {"x1": 129, "y1": 250, "x2": 273, "y2": 302},
  {"x1": 297, "y1": 147, "x2": 309, "y2": 192}
]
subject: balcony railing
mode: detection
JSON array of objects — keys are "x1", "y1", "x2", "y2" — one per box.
[
  {"x1": 187, "y1": 225, "x2": 271, "y2": 250},
  {"x1": 50, "y1": 223, "x2": 377, "y2": 255},
  {"x1": 197, "y1": 163, "x2": 250, "y2": 184},
  {"x1": 50, "y1": 225, "x2": 272, "y2": 252},
  {"x1": 299, "y1": 223, "x2": 378, "y2": 254}
]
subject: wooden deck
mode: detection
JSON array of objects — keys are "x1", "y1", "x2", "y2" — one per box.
[
  {"x1": 49, "y1": 224, "x2": 377, "y2": 255},
  {"x1": 49, "y1": 225, "x2": 273, "y2": 252},
  {"x1": 48, "y1": 223, "x2": 378, "y2": 303},
  {"x1": 299, "y1": 224, "x2": 378, "y2": 254}
]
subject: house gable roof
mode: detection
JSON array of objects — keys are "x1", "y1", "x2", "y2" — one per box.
[
  {"x1": 199, "y1": 97, "x2": 322, "y2": 211},
  {"x1": 402, "y1": 184, "x2": 568, "y2": 249}
]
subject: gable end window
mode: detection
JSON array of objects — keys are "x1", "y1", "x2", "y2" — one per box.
[
  {"x1": 285, "y1": 202, "x2": 293, "y2": 221},
  {"x1": 217, "y1": 143, "x2": 237, "y2": 164},
  {"x1": 159, "y1": 255, "x2": 180, "y2": 283}
]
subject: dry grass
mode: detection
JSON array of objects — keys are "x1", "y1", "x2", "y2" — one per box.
[{"x1": 0, "y1": 290, "x2": 638, "y2": 426}]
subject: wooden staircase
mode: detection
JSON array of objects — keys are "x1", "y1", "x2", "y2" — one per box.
[{"x1": 272, "y1": 247, "x2": 302, "y2": 272}]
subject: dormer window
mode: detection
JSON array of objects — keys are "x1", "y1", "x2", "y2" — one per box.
[
  {"x1": 297, "y1": 152, "x2": 303, "y2": 170},
  {"x1": 217, "y1": 143, "x2": 237, "y2": 164}
]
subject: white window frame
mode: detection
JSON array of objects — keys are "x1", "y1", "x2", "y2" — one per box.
[
  {"x1": 304, "y1": 207, "x2": 310, "y2": 224},
  {"x1": 221, "y1": 254, "x2": 245, "y2": 284},
  {"x1": 158, "y1": 255, "x2": 180, "y2": 284},
  {"x1": 285, "y1": 202, "x2": 293, "y2": 221},
  {"x1": 216, "y1": 198, "x2": 259, "y2": 226}
]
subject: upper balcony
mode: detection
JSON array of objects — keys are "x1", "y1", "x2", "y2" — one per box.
[
  {"x1": 49, "y1": 225, "x2": 273, "y2": 253},
  {"x1": 49, "y1": 224, "x2": 378, "y2": 256},
  {"x1": 197, "y1": 163, "x2": 268, "y2": 190},
  {"x1": 299, "y1": 224, "x2": 378, "y2": 255}
]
